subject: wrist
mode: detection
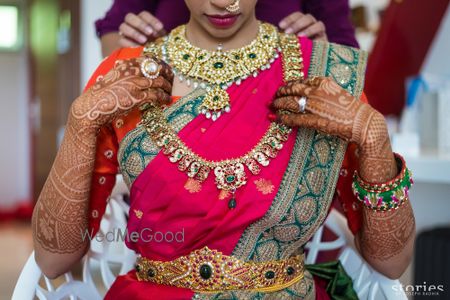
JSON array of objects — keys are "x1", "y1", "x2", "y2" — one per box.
[{"x1": 357, "y1": 110, "x2": 390, "y2": 152}]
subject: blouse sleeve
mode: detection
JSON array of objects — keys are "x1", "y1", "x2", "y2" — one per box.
[
  {"x1": 333, "y1": 93, "x2": 370, "y2": 234},
  {"x1": 94, "y1": 0, "x2": 158, "y2": 37},
  {"x1": 84, "y1": 49, "x2": 123, "y2": 235},
  {"x1": 302, "y1": 0, "x2": 359, "y2": 48}
]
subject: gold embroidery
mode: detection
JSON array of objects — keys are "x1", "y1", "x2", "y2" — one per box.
[
  {"x1": 254, "y1": 179, "x2": 275, "y2": 195},
  {"x1": 218, "y1": 190, "x2": 230, "y2": 200},
  {"x1": 115, "y1": 118, "x2": 124, "y2": 128},
  {"x1": 184, "y1": 178, "x2": 202, "y2": 193},
  {"x1": 134, "y1": 209, "x2": 143, "y2": 219}
]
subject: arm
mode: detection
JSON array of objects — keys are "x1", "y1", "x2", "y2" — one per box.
[
  {"x1": 32, "y1": 57, "x2": 173, "y2": 278},
  {"x1": 273, "y1": 77, "x2": 415, "y2": 279},
  {"x1": 302, "y1": 0, "x2": 359, "y2": 47},
  {"x1": 354, "y1": 113, "x2": 415, "y2": 279}
]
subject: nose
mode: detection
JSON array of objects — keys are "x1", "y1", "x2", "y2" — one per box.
[{"x1": 210, "y1": 0, "x2": 236, "y2": 10}]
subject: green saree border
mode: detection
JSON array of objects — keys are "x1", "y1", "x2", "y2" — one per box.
[
  {"x1": 194, "y1": 40, "x2": 368, "y2": 299},
  {"x1": 309, "y1": 41, "x2": 367, "y2": 98},
  {"x1": 117, "y1": 88, "x2": 206, "y2": 188}
]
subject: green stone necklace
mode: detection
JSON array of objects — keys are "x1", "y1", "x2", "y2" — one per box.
[{"x1": 160, "y1": 23, "x2": 281, "y2": 121}]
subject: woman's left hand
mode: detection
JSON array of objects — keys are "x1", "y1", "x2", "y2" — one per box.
[{"x1": 272, "y1": 76, "x2": 387, "y2": 150}]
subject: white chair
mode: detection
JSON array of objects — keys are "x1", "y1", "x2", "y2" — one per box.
[
  {"x1": 305, "y1": 209, "x2": 407, "y2": 300},
  {"x1": 13, "y1": 192, "x2": 407, "y2": 299},
  {"x1": 12, "y1": 177, "x2": 137, "y2": 300}
]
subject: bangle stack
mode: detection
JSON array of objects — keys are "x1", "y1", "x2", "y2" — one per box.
[{"x1": 352, "y1": 153, "x2": 414, "y2": 211}]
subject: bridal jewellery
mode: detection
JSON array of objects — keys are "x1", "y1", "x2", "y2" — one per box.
[
  {"x1": 160, "y1": 23, "x2": 280, "y2": 121},
  {"x1": 226, "y1": 0, "x2": 240, "y2": 13},
  {"x1": 142, "y1": 108, "x2": 292, "y2": 209},
  {"x1": 141, "y1": 27, "x2": 305, "y2": 209}
]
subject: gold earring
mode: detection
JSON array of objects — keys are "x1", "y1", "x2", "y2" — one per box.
[{"x1": 226, "y1": 0, "x2": 240, "y2": 13}]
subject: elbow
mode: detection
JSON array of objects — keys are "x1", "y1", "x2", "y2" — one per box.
[
  {"x1": 35, "y1": 253, "x2": 67, "y2": 279},
  {"x1": 382, "y1": 248, "x2": 414, "y2": 280},
  {"x1": 34, "y1": 244, "x2": 88, "y2": 279}
]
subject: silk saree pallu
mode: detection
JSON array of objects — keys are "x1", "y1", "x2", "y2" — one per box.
[{"x1": 99, "y1": 26, "x2": 367, "y2": 299}]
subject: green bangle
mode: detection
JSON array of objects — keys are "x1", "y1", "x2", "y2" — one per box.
[{"x1": 352, "y1": 154, "x2": 414, "y2": 211}]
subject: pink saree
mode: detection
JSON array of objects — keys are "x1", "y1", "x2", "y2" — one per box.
[{"x1": 84, "y1": 33, "x2": 367, "y2": 299}]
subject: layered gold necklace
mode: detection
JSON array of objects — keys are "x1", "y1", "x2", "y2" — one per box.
[
  {"x1": 161, "y1": 23, "x2": 280, "y2": 121},
  {"x1": 142, "y1": 25, "x2": 305, "y2": 209}
]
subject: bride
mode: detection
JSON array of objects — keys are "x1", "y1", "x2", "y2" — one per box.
[{"x1": 32, "y1": 0, "x2": 415, "y2": 299}]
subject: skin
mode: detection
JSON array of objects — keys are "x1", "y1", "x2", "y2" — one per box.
[
  {"x1": 273, "y1": 77, "x2": 415, "y2": 279},
  {"x1": 32, "y1": 58, "x2": 173, "y2": 278},
  {"x1": 101, "y1": 6, "x2": 327, "y2": 57},
  {"x1": 35, "y1": 0, "x2": 414, "y2": 281}
]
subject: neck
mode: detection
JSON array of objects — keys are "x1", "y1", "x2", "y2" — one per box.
[{"x1": 185, "y1": 17, "x2": 259, "y2": 51}]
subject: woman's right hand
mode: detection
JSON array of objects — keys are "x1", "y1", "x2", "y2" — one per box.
[
  {"x1": 70, "y1": 57, "x2": 173, "y2": 129},
  {"x1": 119, "y1": 11, "x2": 166, "y2": 47}
]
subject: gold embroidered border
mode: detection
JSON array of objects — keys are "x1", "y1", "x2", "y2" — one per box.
[
  {"x1": 309, "y1": 41, "x2": 368, "y2": 98},
  {"x1": 117, "y1": 78, "x2": 207, "y2": 188}
]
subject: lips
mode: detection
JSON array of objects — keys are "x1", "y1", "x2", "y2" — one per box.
[{"x1": 205, "y1": 14, "x2": 240, "y2": 28}]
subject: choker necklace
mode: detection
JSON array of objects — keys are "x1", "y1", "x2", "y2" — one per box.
[{"x1": 161, "y1": 23, "x2": 281, "y2": 121}]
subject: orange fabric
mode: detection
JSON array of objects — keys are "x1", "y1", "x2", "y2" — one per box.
[
  {"x1": 85, "y1": 47, "x2": 144, "y2": 235},
  {"x1": 85, "y1": 46, "x2": 366, "y2": 236},
  {"x1": 86, "y1": 47, "x2": 183, "y2": 235}
]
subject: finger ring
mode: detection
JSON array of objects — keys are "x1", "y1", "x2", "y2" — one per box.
[
  {"x1": 140, "y1": 57, "x2": 160, "y2": 79},
  {"x1": 298, "y1": 96, "x2": 307, "y2": 113}
]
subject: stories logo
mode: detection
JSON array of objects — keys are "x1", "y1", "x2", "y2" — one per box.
[{"x1": 392, "y1": 282, "x2": 445, "y2": 297}]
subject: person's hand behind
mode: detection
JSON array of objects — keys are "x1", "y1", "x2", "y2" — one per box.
[
  {"x1": 279, "y1": 12, "x2": 327, "y2": 41},
  {"x1": 71, "y1": 57, "x2": 173, "y2": 130},
  {"x1": 119, "y1": 11, "x2": 167, "y2": 47}
]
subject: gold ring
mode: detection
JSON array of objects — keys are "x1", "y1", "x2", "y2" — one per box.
[{"x1": 140, "y1": 57, "x2": 161, "y2": 79}]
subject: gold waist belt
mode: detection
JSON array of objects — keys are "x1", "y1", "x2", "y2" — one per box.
[{"x1": 135, "y1": 246, "x2": 305, "y2": 293}]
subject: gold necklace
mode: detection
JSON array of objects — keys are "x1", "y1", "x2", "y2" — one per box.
[
  {"x1": 142, "y1": 107, "x2": 292, "y2": 209},
  {"x1": 161, "y1": 23, "x2": 280, "y2": 121},
  {"x1": 142, "y1": 30, "x2": 305, "y2": 209}
]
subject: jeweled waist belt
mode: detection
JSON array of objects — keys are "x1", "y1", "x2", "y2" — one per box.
[{"x1": 135, "y1": 246, "x2": 305, "y2": 293}]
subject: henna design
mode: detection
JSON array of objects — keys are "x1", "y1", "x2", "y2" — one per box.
[
  {"x1": 32, "y1": 56, "x2": 173, "y2": 255},
  {"x1": 359, "y1": 201, "x2": 415, "y2": 260},
  {"x1": 32, "y1": 121, "x2": 97, "y2": 254},
  {"x1": 71, "y1": 57, "x2": 173, "y2": 129},
  {"x1": 273, "y1": 76, "x2": 415, "y2": 266}
]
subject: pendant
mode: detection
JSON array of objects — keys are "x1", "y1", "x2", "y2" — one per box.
[
  {"x1": 214, "y1": 163, "x2": 247, "y2": 191},
  {"x1": 200, "y1": 86, "x2": 231, "y2": 121},
  {"x1": 228, "y1": 189, "x2": 237, "y2": 210},
  {"x1": 228, "y1": 195, "x2": 237, "y2": 209}
]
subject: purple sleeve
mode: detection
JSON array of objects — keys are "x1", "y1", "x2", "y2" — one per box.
[
  {"x1": 95, "y1": 0, "x2": 158, "y2": 37},
  {"x1": 302, "y1": 0, "x2": 359, "y2": 48}
]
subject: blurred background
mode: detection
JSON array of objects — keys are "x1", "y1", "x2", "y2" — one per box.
[{"x1": 0, "y1": 0, "x2": 449, "y2": 298}]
